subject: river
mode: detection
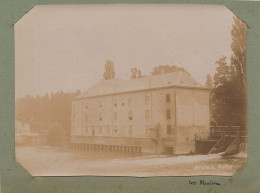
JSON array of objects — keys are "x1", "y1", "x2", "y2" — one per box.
[{"x1": 15, "y1": 145, "x2": 247, "y2": 176}]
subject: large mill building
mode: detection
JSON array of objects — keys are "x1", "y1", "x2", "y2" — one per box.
[{"x1": 71, "y1": 71, "x2": 210, "y2": 155}]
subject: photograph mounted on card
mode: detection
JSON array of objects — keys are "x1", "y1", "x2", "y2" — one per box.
[{"x1": 14, "y1": 4, "x2": 247, "y2": 176}]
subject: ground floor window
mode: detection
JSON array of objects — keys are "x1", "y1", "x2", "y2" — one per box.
[
  {"x1": 146, "y1": 125, "x2": 151, "y2": 136},
  {"x1": 106, "y1": 126, "x2": 110, "y2": 134},
  {"x1": 129, "y1": 126, "x2": 133, "y2": 134},
  {"x1": 98, "y1": 126, "x2": 102, "y2": 134},
  {"x1": 167, "y1": 125, "x2": 172, "y2": 135},
  {"x1": 114, "y1": 126, "x2": 117, "y2": 134}
]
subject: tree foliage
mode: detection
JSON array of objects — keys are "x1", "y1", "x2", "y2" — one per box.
[
  {"x1": 152, "y1": 65, "x2": 190, "y2": 76},
  {"x1": 130, "y1": 64, "x2": 191, "y2": 79},
  {"x1": 211, "y1": 17, "x2": 247, "y2": 126},
  {"x1": 130, "y1": 68, "x2": 144, "y2": 79},
  {"x1": 103, "y1": 60, "x2": 115, "y2": 80},
  {"x1": 15, "y1": 90, "x2": 81, "y2": 131},
  {"x1": 205, "y1": 74, "x2": 213, "y2": 88}
]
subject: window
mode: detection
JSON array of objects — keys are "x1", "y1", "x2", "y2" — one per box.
[
  {"x1": 146, "y1": 129, "x2": 151, "y2": 136},
  {"x1": 99, "y1": 101, "x2": 103, "y2": 108},
  {"x1": 166, "y1": 109, "x2": 171, "y2": 120},
  {"x1": 114, "y1": 99, "x2": 117, "y2": 107},
  {"x1": 129, "y1": 126, "x2": 133, "y2": 134},
  {"x1": 128, "y1": 97, "x2": 133, "y2": 106},
  {"x1": 72, "y1": 126, "x2": 76, "y2": 134},
  {"x1": 99, "y1": 126, "x2": 102, "y2": 134},
  {"x1": 167, "y1": 125, "x2": 172, "y2": 135},
  {"x1": 166, "y1": 94, "x2": 170, "y2": 103},
  {"x1": 106, "y1": 126, "x2": 110, "y2": 134},
  {"x1": 99, "y1": 112, "x2": 102, "y2": 121},
  {"x1": 92, "y1": 126, "x2": 95, "y2": 136},
  {"x1": 114, "y1": 112, "x2": 117, "y2": 121},
  {"x1": 85, "y1": 103, "x2": 88, "y2": 110},
  {"x1": 146, "y1": 125, "x2": 151, "y2": 136},
  {"x1": 121, "y1": 99, "x2": 125, "y2": 106},
  {"x1": 85, "y1": 126, "x2": 88, "y2": 133},
  {"x1": 129, "y1": 111, "x2": 133, "y2": 120},
  {"x1": 145, "y1": 95, "x2": 150, "y2": 105},
  {"x1": 114, "y1": 126, "x2": 117, "y2": 134},
  {"x1": 145, "y1": 110, "x2": 150, "y2": 120},
  {"x1": 85, "y1": 114, "x2": 88, "y2": 122}
]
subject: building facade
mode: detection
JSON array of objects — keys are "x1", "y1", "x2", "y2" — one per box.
[{"x1": 71, "y1": 71, "x2": 210, "y2": 154}]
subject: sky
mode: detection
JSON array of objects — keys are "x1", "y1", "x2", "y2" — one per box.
[{"x1": 15, "y1": 4, "x2": 235, "y2": 99}]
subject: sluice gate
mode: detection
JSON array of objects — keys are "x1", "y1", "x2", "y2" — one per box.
[{"x1": 71, "y1": 143, "x2": 142, "y2": 153}]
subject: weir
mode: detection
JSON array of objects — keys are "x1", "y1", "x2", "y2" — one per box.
[{"x1": 195, "y1": 126, "x2": 248, "y2": 155}]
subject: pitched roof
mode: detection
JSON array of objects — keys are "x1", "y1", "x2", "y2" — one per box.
[{"x1": 76, "y1": 71, "x2": 206, "y2": 99}]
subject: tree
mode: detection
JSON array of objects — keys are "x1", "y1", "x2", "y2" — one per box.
[
  {"x1": 211, "y1": 17, "x2": 247, "y2": 126},
  {"x1": 130, "y1": 68, "x2": 144, "y2": 79},
  {"x1": 205, "y1": 74, "x2": 214, "y2": 123},
  {"x1": 230, "y1": 16, "x2": 247, "y2": 126},
  {"x1": 152, "y1": 65, "x2": 190, "y2": 76},
  {"x1": 137, "y1": 70, "x2": 144, "y2": 78},
  {"x1": 230, "y1": 17, "x2": 247, "y2": 86},
  {"x1": 211, "y1": 56, "x2": 233, "y2": 125},
  {"x1": 205, "y1": 74, "x2": 213, "y2": 88},
  {"x1": 15, "y1": 90, "x2": 82, "y2": 131},
  {"x1": 213, "y1": 56, "x2": 230, "y2": 87},
  {"x1": 130, "y1": 68, "x2": 137, "y2": 79},
  {"x1": 103, "y1": 60, "x2": 115, "y2": 80}
]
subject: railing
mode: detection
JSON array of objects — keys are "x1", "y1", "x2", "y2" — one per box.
[{"x1": 210, "y1": 126, "x2": 248, "y2": 138}]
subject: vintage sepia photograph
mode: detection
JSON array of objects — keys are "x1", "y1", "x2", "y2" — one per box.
[{"x1": 15, "y1": 4, "x2": 247, "y2": 176}]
